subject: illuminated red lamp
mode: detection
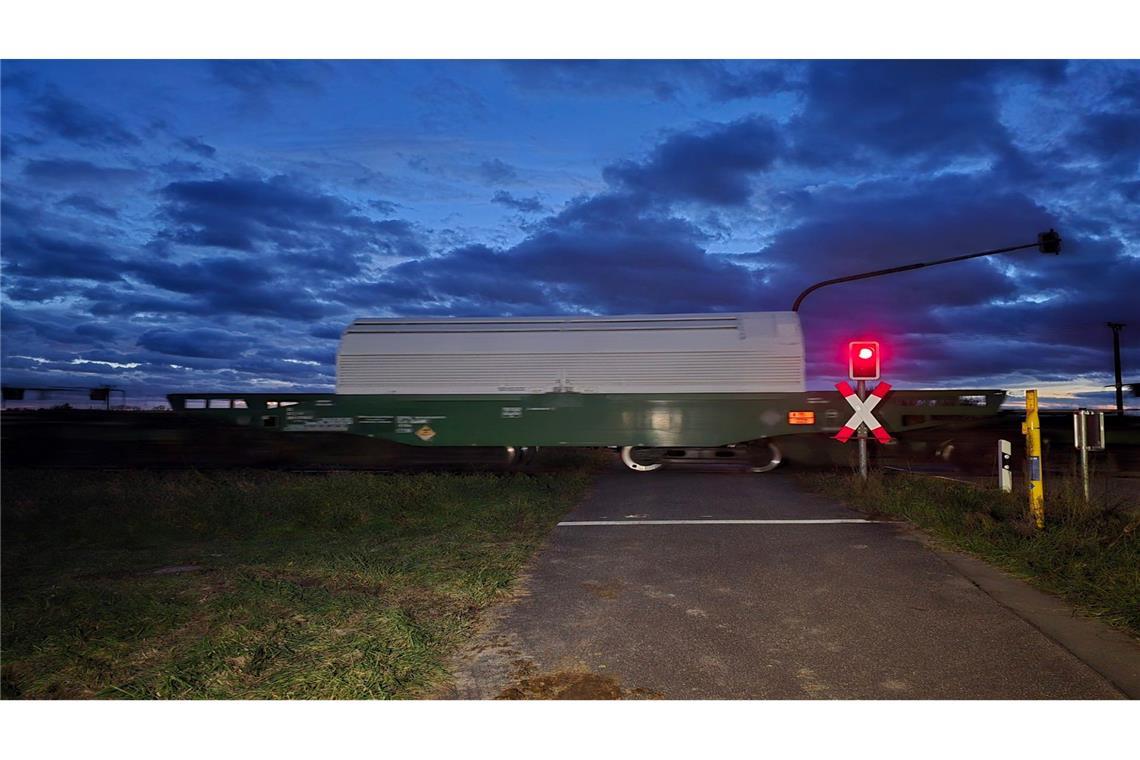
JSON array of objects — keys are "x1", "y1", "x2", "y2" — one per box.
[{"x1": 848, "y1": 341, "x2": 880, "y2": 381}]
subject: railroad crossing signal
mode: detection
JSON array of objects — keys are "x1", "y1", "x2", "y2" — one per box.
[
  {"x1": 848, "y1": 341, "x2": 880, "y2": 380},
  {"x1": 834, "y1": 380, "x2": 892, "y2": 443}
]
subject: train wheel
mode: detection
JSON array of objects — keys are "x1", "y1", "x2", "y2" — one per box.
[
  {"x1": 504, "y1": 446, "x2": 520, "y2": 467},
  {"x1": 748, "y1": 441, "x2": 783, "y2": 473},
  {"x1": 621, "y1": 446, "x2": 664, "y2": 472}
]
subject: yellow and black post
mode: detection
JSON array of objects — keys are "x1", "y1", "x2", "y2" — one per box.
[{"x1": 1022, "y1": 389, "x2": 1045, "y2": 529}]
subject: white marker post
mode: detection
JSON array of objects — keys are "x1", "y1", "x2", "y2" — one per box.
[{"x1": 997, "y1": 439, "x2": 1012, "y2": 493}]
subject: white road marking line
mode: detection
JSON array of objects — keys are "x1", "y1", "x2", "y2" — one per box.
[{"x1": 556, "y1": 518, "x2": 875, "y2": 526}]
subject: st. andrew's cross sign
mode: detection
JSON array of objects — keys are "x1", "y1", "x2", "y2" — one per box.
[{"x1": 834, "y1": 380, "x2": 892, "y2": 444}]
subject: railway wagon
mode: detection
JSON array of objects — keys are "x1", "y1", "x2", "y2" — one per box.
[{"x1": 168, "y1": 311, "x2": 1005, "y2": 471}]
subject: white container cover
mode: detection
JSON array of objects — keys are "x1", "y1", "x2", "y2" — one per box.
[{"x1": 336, "y1": 312, "x2": 805, "y2": 395}]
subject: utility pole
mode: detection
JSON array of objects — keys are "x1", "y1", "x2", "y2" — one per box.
[{"x1": 1107, "y1": 322, "x2": 1125, "y2": 417}]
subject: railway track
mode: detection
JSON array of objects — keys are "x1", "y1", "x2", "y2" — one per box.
[{"x1": 3, "y1": 408, "x2": 1137, "y2": 476}]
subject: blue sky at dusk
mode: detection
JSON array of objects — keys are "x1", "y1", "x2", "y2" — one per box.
[{"x1": 1, "y1": 59, "x2": 1138, "y2": 407}]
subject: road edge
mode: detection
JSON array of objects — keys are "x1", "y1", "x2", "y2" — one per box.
[{"x1": 918, "y1": 535, "x2": 1140, "y2": 699}]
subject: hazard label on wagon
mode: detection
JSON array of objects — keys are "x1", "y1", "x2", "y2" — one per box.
[{"x1": 415, "y1": 425, "x2": 436, "y2": 441}]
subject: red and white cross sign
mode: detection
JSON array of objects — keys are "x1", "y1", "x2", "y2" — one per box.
[{"x1": 834, "y1": 381, "x2": 892, "y2": 444}]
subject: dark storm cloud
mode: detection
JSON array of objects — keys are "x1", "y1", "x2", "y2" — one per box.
[
  {"x1": 877, "y1": 337, "x2": 1105, "y2": 386},
  {"x1": 1, "y1": 305, "x2": 117, "y2": 346},
  {"x1": 58, "y1": 194, "x2": 120, "y2": 219},
  {"x1": 368, "y1": 199, "x2": 400, "y2": 215},
  {"x1": 130, "y1": 256, "x2": 336, "y2": 321},
  {"x1": 1, "y1": 68, "x2": 36, "y2": 94},
  {"x1": 1, "y1": 230, "x2": 126, "y2": 282},
  {"x1": 603, "y1": 116, "x2": 783, "y2": 206},
  {"x1": 923, "y1": 237, "x2": 1140, "y2": 351},
  {"x1": 24, "y1": 158, "x2": 145, "y2": 185},
  {"x1": 1117, "y1": 181, "x2": 1140, "y2": 204},
  {"x1": 760, "y1": 175, "x2": 1054, "y2": 297},
  {"x1": 138, "y1": 327, "x2": 252, "y2": 359},
  {"x1": 74, "y1": 323, "x2": 119, "y2": 342},
  {"x1": 491, "y1": 190, "x2": 545, "y2": 213},
  {"x1": 741, "y1": 174, "x2": 1114, "y2": 385},
  {"x1": 2, "y1": 60, "x2": 1135, "y2": 403},
  {"x1": 1072, "y1": 110, "x2": 1140, "y2": 173},
  {"x1": 1, "y1": 134, "x2": 27, "y2": 161},
  {"x1": 351, "y1": 192, "x2": 768, "y2": 316},
  {"x1": 414, "y1": 77, "x2": 489, "y2": 130},
  {"x1": 158, "y1": 175, "x2": 427, "y2": 265},
  {"x1": 26, "y1": 88, "x2": 140, "y2": 147},
  {"x1": 162, "y1": 175, "x2": 353, "y2": 242},
  {"x1": 208, "y1": 60, "x2": 329, "y2": 97},
  {"x1": 340, "y1": 243, "x2": 551, "y2": 315},
  {"x1": 503, "y1": 60, "x2": 793, "y2": 102},
  {"x1": 790, "y1": 60, "x2": 1066, "y2": 168},
  {"x1": 159, "y1": 160, "x2": 207, "y2": 177},
  {"x1": 2, "y1": 277, "x2": 72, "y2": 303},
  {"x1": 479, "y1": 158, "x2": 519, "y2": 183},
  {"x1": 178, "y1": 136, "x2": 217, "y2": 158},
  {"x1": 309, "y1": 323, "x2": 346, "y2": 341},
  {"x1": 82, "y1": 286, "x2": 205, "y2": 319}
]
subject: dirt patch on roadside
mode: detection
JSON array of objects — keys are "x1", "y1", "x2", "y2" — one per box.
[
  {"x1": 580, "y1": 579, "x2": 623, "y2": 599},
  {"x1": 496, "y1": 661, "x2": 662, "y2": 700}
]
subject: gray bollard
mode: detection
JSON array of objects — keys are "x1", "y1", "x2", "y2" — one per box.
[
  {"x1": 997, "y1": 439, "x2": 1012, "y2": 493},
  {"x1": 1073, "y1": 409, "x2": 1107, "y2": 503}
]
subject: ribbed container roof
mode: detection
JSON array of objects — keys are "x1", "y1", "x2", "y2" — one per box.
[{"x1": 336, "y1": 311, "x2": 804, "y2": 394}]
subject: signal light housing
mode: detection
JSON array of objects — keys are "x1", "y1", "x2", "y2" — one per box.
[
  {"x1": 1037, "y1": 228, "x2": 1062, "y2": 255},
  {"x1": 848, "y1": 341, "x2": 880, "y2": 380}
]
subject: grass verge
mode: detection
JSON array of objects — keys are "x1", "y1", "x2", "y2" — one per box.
[
  {"x1": 1, "y1": 457, "x2": 601, "y2": 699},
  {"x1": 807, "y1": 470, "x2": 1139, "y2": 637}
]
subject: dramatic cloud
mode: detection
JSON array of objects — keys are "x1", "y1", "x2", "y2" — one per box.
[
  {"x1": 208, "y1": 60, "x2": 329, "y2": 97},
  {"x1": 491, "y1": 190, "x2": 545, "y2": 213},
  {"x1": 160, "y1": 175, "x2": 355, "y2": 250},
  {"x1": 1, "y1": 60, "x2": 1136, "y2": 406},
  {"x1": 157, "y1": 175, "x2": 427, "y2": 267},
  {"x1": 603, "y1": 116, "x2": 784, "y2": 206},
  {"x1": 790, "y1": 60, "x2": 1066, "y2": 168},
  {"x1": 58, "y1": 193, "x2": 120, "y2": 219},
  {"x1": 503, "y1": 60, "x2": 793, "y2": 102},
  {"x1": 26, "y1": 88, "x2": 140, "y2": 147},
  {"x1": 138, "y1": 327, "x2": 252, "y2": 359},
  {"x1": 414, "y1": 76, "x2": 489, "y2": 130},
  {"x1": 479, "y1": 158, "x2": 519, "y2": 184},
  {"x1": 24, "y1": 158, "x2": 144, "y2": 185},
  {"x1": 352, "y1": 192, "x2": 767, "y2": 316},
  {"x1": 178, "y1": 136, "x2": 217, "y2": 158},
  {"x1": 1, "y1": 230, "x2": 126, "y2": 282}
]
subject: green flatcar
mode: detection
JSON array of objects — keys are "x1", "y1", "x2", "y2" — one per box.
[{"x1": 168, "y1": 312, "x2": 1005, "y2": 471}]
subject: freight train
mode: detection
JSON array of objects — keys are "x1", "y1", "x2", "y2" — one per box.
[{"x1": 167, "y1": 311, "x2": 1005, "y2": 472}]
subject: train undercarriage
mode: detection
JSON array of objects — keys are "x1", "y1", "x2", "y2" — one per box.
[{"x1": 159, "y1": 388, "x2": 1005, "y2": 474}]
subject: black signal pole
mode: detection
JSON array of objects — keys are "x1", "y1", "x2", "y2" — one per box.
[{"x1": 1108, "y1": 322, "x2": 1126, "y2": 417}]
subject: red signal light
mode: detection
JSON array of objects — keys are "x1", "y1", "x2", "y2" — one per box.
[{"x1": 849, "y1": 341, "x2": 880, "y2": 380}]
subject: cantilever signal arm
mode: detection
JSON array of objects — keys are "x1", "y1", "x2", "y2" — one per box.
[{"x1": 791, "y1": 230, "x2": 1061, "y2": 312}]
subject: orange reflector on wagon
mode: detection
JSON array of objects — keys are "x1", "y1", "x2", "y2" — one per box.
[{"x1": 788, "y1": 411, "x2": 815, "y2": 425}]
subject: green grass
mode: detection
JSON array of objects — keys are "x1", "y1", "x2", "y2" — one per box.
[
  {"x1": 1, "y1": 457, "x2": 602, "y2": 699},
  {"x1": 808, "y1": 470, "x2": 1140, "y2": 636}
]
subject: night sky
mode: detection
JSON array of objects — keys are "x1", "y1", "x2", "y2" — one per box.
[{"x1": 1, "y1": 60, "x2": 1137, "y2": 407}]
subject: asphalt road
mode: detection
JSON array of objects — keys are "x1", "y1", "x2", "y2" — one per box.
[{"x1": 445, "y1": 465, "x2": 1128, "y2": 699}]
